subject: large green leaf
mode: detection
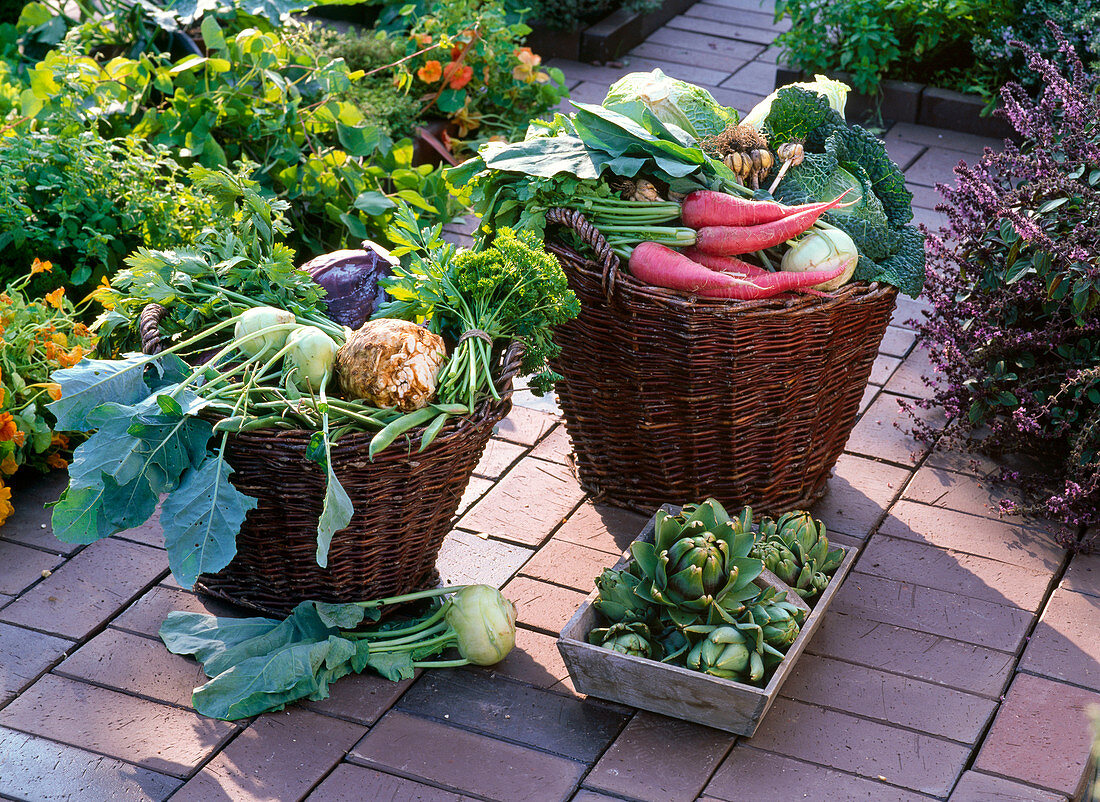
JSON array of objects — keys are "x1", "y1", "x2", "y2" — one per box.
[
  {"x1": 190, "y1": 635, "x2": 357, "y2": 719},
  {"x1": 160, "y1": 610, "x2": 282, "y2": 673},
  {"x1": 48, "y1": 355, "x2": 152, "y2": 431},
  {"x1": 160, "y1": 454, "x2": 257, "y2": 589},
  {"x1": 480, "y1": 136, "x2": 600, "y2": 180}
]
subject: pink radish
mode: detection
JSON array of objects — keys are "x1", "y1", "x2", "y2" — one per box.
[
  {"x1": 629, "y1": 242, "x2": 852, "y2": 300},
  {"x1": 682, "y1": 190, "x2": 853, "y2": 228},
  {"x1": 691, "y1": 192, "x2": 854, "y2": 256},
  {"x1": 680, "y1": 247, "x2": 767, "y2": 276}
]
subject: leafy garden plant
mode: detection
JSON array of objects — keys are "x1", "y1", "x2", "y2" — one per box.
[
  {"x1": 914, "y1": 25, "x2": 1100, "y2": 548},
  {"x1": 0, "y1": 261, "x2": 98, "y2": 527}
]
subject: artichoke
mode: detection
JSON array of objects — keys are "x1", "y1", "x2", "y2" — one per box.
[
  {"x1": 589, "y1": 621, "x2": 653, "y2": 658},
  {"x1": 685, "y1": 626, "x2": 755, "y2": 680},
  {"x1": 629, "y1": 499, "x2": 764, "y2": 625},
  {"x1": 593, "y1": 568, "x2": 651, "y2": 625},
  {"x1": 751, "y1": 510, "x2": 845, "y2": 602}
]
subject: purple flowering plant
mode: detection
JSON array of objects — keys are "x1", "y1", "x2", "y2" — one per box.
[{"x1": 913, "y1": 23, "x2": 1100, "y2": 549}]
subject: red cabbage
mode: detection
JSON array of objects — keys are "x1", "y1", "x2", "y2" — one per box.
[{"x1": 300, "y1": 243, "x2": 397, "y2": 330}]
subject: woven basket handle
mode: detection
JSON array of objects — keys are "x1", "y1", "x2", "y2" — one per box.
[
  {"x1": 495, "y1": 340, "x2": 525, "y2": 401},
  {"x1": 545, "y1": 207, "x2": 621, "y2": 303},
  {"x1": 139, "y1": 303, "x2": 168, "y2": 356}
]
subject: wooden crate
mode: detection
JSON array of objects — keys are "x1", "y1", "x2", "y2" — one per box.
[{"x1": 557, "y1": 506, "x2": 857, "y2": 736}]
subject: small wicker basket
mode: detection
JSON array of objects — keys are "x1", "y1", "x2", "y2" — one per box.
[
  {"x1": 544, "y1": 208, "x2": 898, "y2": 515},
  {"x1": 140, "y1": 304, "x2": 522, "y2": 615}
]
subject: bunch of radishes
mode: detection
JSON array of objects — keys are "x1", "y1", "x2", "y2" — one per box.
[{"x1": 628, "y1": 190, "x2": 859, "y2": 300}]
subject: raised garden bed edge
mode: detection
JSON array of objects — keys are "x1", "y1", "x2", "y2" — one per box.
[{"x1": 526, "y1": 0, "x2": 697, "y2": 63}]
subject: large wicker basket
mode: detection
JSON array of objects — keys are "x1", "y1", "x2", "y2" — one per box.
[
  {"x1": 544, "y1": 208, "x2": 898, "y2": 514},
  {"x1": 140, "y1": 304, "x2": 521, "y2": 615}
]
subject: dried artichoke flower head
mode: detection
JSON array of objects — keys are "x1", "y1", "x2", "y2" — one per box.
[{"x1": 334, "y1": 318, "x2": 447, "y2": 411}]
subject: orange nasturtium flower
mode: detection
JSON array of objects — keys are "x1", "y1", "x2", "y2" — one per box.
[
  {"x1": 58, "y1": 346, "x2": 85, "y2": 368},
  {"x1": 0, "y1": 453, "x2": 16, "y2": 476},
  {"x1": 30, "y1": 258, "x2": 53, "y2": 275},
  {"x1": 0, "y1": 479, "x2": 13, "y2": 527},
  {"x1": 46, "y1": 453, "x2": 68, "y2": 470},
  {"x1": 43, "y1": 383, "x2": 63, "y2": 401},
  {"x1": 43, "y1": 287, "x2": 65, "y2": 310},
  {"x1": 413, "y1": 32, "x2": 432, "y2": 47},
  {"x1": 443, "y1": 61, "x2": 474, "y2": 90},
  {"x1": 513, "y1": 47, "x2": 550, "y2": 84},
  {"x1": 51, "y1": 432, "x2": 69, "y2": 449},
  {"x1": 0, "y1": 414, "x2": 17, "y2": 443},
  {"x1": 417, "y1": 60, "x2": 443, "y2": 83}
]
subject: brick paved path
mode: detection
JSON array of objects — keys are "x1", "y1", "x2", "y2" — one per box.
[{"x1": 3, "y1": 3, "x2": 1099, "y2": 801}]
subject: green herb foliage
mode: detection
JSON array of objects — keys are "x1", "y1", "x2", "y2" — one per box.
[{"x1": 0, "y1": 129, "x2": 212, "y2": 293}]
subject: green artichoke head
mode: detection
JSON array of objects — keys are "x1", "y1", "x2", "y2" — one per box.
[
  {"x1": 593, "y1": 568, "x2": 651, "y2": 624},
  {"x1": 685, "y1": 625, "x2": 751, "y2": 679},
  {"x1": 589, "y1": 621, "x2": 653, "y2": 658},
  {"x1": 631, "y1": 500, "x2": 763, "y2": 621}
]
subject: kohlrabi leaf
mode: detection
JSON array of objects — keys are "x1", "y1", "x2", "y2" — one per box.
[
  {"x1": 160, "y1": 453, "x2": 257, "y2": 589},
  {"x1": 47, "y1": 354, "x2": 152, "y2": 431},
  {"x1": 160, "y1": 610, "x2": 283, "y2": 675}
]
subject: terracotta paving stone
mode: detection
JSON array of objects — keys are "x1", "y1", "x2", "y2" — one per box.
[
  {"x1": 436, "y1": 529, "x2": 533, "y2": 589},
  {"x1": 687, "y1": 2, "x2": 785, "y2": 29},
  {"x1": 747, "y1": 698, "x2": 970, "y2": 795},
  {"x1": 950, "y1": 771, "x2": 1069, "y2": 801},
  {"x1": 975, "y1": 672, "x2": 1100, "y2": 798},
  {"x1": 459, "y1": 458, "x2": 585, "y2": 546},
  {"x1": 571, "y1": 792, "x2": 626, "y2": 802},
  {"x1": 875, "y1": 323, "x2": 919, "y2": 354},
  {"x1": 301, "y1": 671, "x2": 415, "y2": 726},
  {"x1": 905, "y1": 147, "x2": 978, "y2": 188},
  {"x1": 868, "y1": 354, "x2": 902, "y2": 386},
  {"x1": 831, "y1": 571, "x2": 1033, "y2": 654},
  {"x1": 551, "y1": 501, "x2": 650, "y2": 556},
  {"x1": 0, "y1": 537, "x2": 165, "y2": 639},
  {"x1": 583, "y1": 712, "x2": 734, "y2": 802},
  {"x1": 901, "y1": 466, "x2": 1035, "y2": 523},
  {"x1": 885, "y1": 122, "x2": 1002, "y2": 154},
  {"x1": 455, "y1": 475, "x2": 492, "y2": 517},
  {"x1": 885, "y1": 138, "x2": 927, "y2": 173},
  {"x1": 810, "y1": 454, "x2": 910, "y2": 539},
  {"x1": 520, "y1": 539, "x2": 620, "y2": 592},
  {"x1": 1061, "y1": 551, "x2": 1100, "y2": 598},
  {"x1": 396, "y1": 670, "x2": 629, "y2": 762},
  {"x1": 665, "y1": 14, "x2": 777, "y2": 46},
  {"x1": 0, "y1": 622, "x2": 72, "y2": 705},
  {"x1": 110, "y1": 584, "x2": 243, "y2": 639},
  {"x1": 503, "y1": 576, "x2": 589, "y2": 635},
  {"x1": 171, "y1": 708, "x2": 366, "y2": 802},
  {"x1": 625, "y1": 57, "x2": 734, "y2": 90},
  {"x1": 645, "y1": 26, "x2": 768, "y2": 63},
  {"x1": 1020, "y1": 588, "x2": 1100, "y2": 692},
  {"x1": 350, "y1": 710, "x2": 586, "y2": 802},
  {"x1": 0, "y1": 674, "x2": 236, "y2": 778},
  {"x1": 629, "y1": 41, "x2": 749, "y2": 74},
  {"x1": 890, "y1": 294, "x2": 933, "y2": 330},
  {"x1": 884, "y1": 344, "x2": 936, "y2": 399},
  {"x1": 493, "y1": 406, "x2": 558, "y2": 446},
  {"x1": 0, "y1": 726, "x2": 181, "y2": 802},
  {"x1": 858, "y1": 384, "x2": 877, "y2": 415},
  {"x1": 472, "y1": 438, "x2": 527, "y2": 480},
  {"x1": 704, "y1": 746, "x2": 939, "y2": 802},
  {"x1": 857, "y1": 535, "x2": 1054, "y2": 611},
  {"x1": 879, "y1": 500, "x2": 1064, "y2": 572},
  {"x1": 306, "y1": 763, "x2": 476, "y2": 801},
  {"x1": 0, "y1": 539, "x2": 64, "y2": 596},
  {"x1": 781, "y1": 653, "x2": 997, "y2": 743},
  {"x1": 0, "y1": 470, "x2": 79, "y2": 555},
  {"x1": 719, "y1": 59, "x2": 778, "y2": 90},
  {"x1": 912, "y1": 205, "x2": 950, "y2": 230},
  {"x1": 111, "y1": 513, "x2": 165, "y2": 550},
  {"x1": 53, "y1": 627, "x2": 206, "y2": 707},
  {"x1": 529, "y1": 423, "x2": 573, "y2": 464},
  {"x1": 809, "y1": 613, "x2": 1016, "y2": 698},
  {"x1": 844, "y1": 393, "x2": 934, "y2": 467},
  {"x1": 475, "y1": 625, "x2": 570, "y2": 690}
]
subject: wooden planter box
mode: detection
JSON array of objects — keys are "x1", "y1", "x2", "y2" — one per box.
[{"x1": 557, "y1": 506, "x2": 857, "y2": 735}]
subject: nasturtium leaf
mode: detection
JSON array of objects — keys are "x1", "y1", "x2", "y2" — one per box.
[
  {"x1": 435, "y1": 88, "x2": 466, "y2": 114},
  {"x1": 160, "y1": 455, "x2": 257, "y2": 589},
  {"x1": 48, "y1": 354, "x2": 152, "y2": 431},
  {"x1": 353, "y1": 190, "x2": 396, "y2": 216},
  {"x1": 336, "y1": 123, "x2": 381, "y2": 157}
]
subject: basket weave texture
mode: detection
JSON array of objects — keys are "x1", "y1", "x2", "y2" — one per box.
[
  {"x1": 544, "y1": 208, "x2": 898, "y2": 514},
  {"x1": 140, "y1": 304, "x2": 521, "y2": 615}
]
